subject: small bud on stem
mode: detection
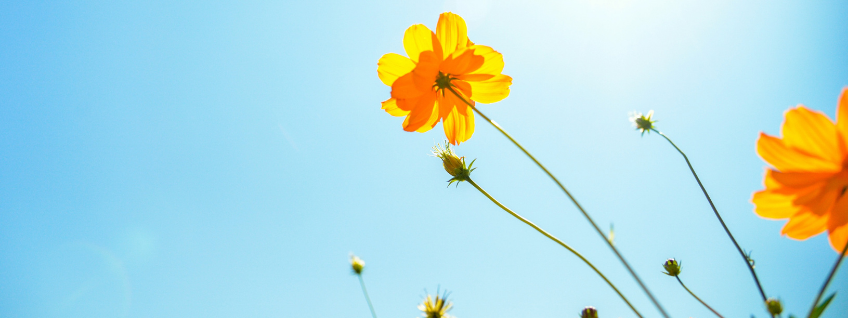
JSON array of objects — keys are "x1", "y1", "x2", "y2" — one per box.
[
  {"x1": 766, "y1": 298, "x2": 783, "y2": 316},
  {"x1": 580, "y1": 306, "x2": 598, "y2": 318},
  {"x1": 432, "y1": 142, "x2": 476, "y2": 187},
  {"x1": 350, "y1": 255, "x2": 365, "y2": 275},
  {"x1": 662, "y1": 258, "x2": 682, "y2": 277}
]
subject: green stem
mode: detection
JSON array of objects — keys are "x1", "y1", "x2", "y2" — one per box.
[
  {"x1": 446, "y1": 86, "x2": 668, "y2": 318},
  {"x1": 358, "y1": 274, "x2": 378, "y2": 318},
  {"x1": 675, "y1": 276, "x2": 724, "y2": 318},
  {"x1": 466, "y1": 178, "x2": 643, "y2": 317},
  {"x1": 652, "y1": 129, "x2": 769, "y2": 305},
  {"x1": 806, "y1": 240, "x2": 848, "y2": 318}
]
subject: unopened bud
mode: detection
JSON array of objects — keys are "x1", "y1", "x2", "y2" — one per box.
[
  {"x1": 432, "y1": 142, "x2": 476, "y2": 187},
  {"x1": 580, "y1": 306, "x2": 598, "y2": 318},
  {"x1": 662, "y1": 258, "x2": 681, "y2": 276},
  {"x1": 766, "y1": 298, "x2": 783, "y2": 315},
  {"x1": 350, "y1": 255, "x2": 365, "y2": 275}
]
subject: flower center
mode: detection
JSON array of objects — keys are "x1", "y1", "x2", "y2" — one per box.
[{"x1": 433, "y1": 72, "x2": 454, "y2": 94}]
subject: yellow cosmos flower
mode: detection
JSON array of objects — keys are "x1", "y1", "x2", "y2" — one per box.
[
  {"x1": 377, "y1": 12, "x2": 512, "y2": 145},
  {"x1": 753, "y1": 88, "x2": 848, "y2": 252}
]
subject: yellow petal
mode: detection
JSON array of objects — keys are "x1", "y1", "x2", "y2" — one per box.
[
  {"x1": 377, "y1": 53, "x2": 416, "y2": 87},
  {"x1": 752, "y1": 188, "x2": 802, "y2": 219},
  {"x1": 415, "y1": 97, "x2": 441, "y2": 133},
  {"x1": 781, "y1": 106, "x2": 842, "y2": 163},
  {"x1": 436, "y1": 12, "x2": 468, "y2": 57},
  {"x1": 468, "y1": 74, "x2": 512, "y2": 104},
  {"x1": 827, "y1": 194, "x2": 848, "y2": 252},
  {"x1": 403, "y1": 24, "x2": 442, "y2": 63},
  {"x1": 443, "y1": 106, "x2": 475, "y2": 145},
  {"x1": 756, "y1": 132, "x2": 841, "y2": 172},
  {"x1": 782, "y1": 210, "x2": 828, "y2": 240},
  {"x1": 465, "y1": 45, "x2": 504, "y2": 76},
  {"x1": 763, "y1": 169, "x2": 780, "y2": 189},
  {"x1": 381, "y1": 98, "x2": 409, "y2": 117}
]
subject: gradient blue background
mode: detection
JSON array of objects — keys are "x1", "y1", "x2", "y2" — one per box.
[{"x1": 1, "y1": 1, "x2": 847, "y2": 317}]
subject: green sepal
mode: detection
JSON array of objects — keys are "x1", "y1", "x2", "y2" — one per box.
[{"x1": 808, "y1": 292, "x2": 836, "y2": 318}]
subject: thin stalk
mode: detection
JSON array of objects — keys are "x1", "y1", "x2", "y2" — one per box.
[
  {"x1": 652, "y1": 129, "x2": 768, "y2": 304},
  {"x1": 806, "y1": 240, "x2": 848, "y2": 318},
  {"x1": 358, "y1": 274, "x2": 378, "y2": 318},
  {"x1": 466, "y1": 178, "x2": 642, "y2": 317},
  {"x1": 447, "y1": 86, "x2": 668, "y2": 318},
  {"x1": 675, "y1": 276, "x2": 724, "y2": 318}
]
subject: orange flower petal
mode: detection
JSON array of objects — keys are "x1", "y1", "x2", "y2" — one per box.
[
  {"x1": 415, "y1": 97, "x2": 441, "y2": 133},
  {"x1": 797, "y1": 189, "x2": 840, "y2": 216},
  {"x1": 451, "y1": 80, "x2": 473, "y2": 114},
  {"x1": 377, "y1": 53, "x2": 416, "y2": 87},
  {"x1": 391, "y1": 73, "x2": 426, "y2": 100},
  {"x1": 396, "y1": 97, "x2": 418, "y2": 112},
  {"x1": 781, "y1": 106, "x2": 842, "y2": 163},
  {"x1": 790, "y1": 184, "x2": 820, "y2": 202},
  {"x1": 827, "y1": 194, "x2": 848, "y2": 252},
  {"x1": 781, "y1": 210, "x2": 828, "y2": 240},
  {"x1": 468, "y1": 74, "x2": 512, "y2": 104},
  {"x1": 412, "y1": 51, "x2": 441, "y2": 92},
  {"x1": 770, "y1": 170, "x2": 836, "y2": 188},
  {"x1": 381, "y1": 98, "x2": 409, "y2": 117},
  {"x1": 440, "y1": 47, "x2": 484, "y2": 76},
  {"x1": 402, "y1": 92, "x2": 438, "y2": 132},
  {"x1": 437, "y1": 83, "x2": 474, "y2": 118},
  {"x1": 437, "y1": 92, "x2": 456, "y2": 119},
  {"x1": 443, "y1": 105, "x2": 475, "y2": 145},
  {"x1": 436, "y1": 12, "x2": 468, "y2": 57},
  {"x1": 403, "y1": 24, "x2": 442, "y2": 63},
  {"x1": 757, "y1": 133, "x2": 841, "y2": 172},
  {"x1": 837, "y1": 87, "x2": 848, "y2": 155},
  {"x1": 455, "y1": 74, "x2": 495, "y2": 81}
]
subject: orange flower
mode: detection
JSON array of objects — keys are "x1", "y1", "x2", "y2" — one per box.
[
  {"x1": 377, "y1": 12, "x2": 512, "y2": 145},
  {"x1": 753, "y1": 88, "x2": 848, "y2": 252}
]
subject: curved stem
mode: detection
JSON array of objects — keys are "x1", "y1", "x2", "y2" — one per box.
[
  {"x1": 466, "y1": 178, "x2": 643, "y2": 317},
  {"x1": 675, "y1": 276, "x2": 724, "y2": 318},
  {"x1": 358, "y1": 275, "x2": 378, "y2": 318},
  {"x1": 446, "y1": 86, "x2": 668, "y2": 318},
  {"x1": 652, "y1": 129, "x2": 768, "y2": 304},
  {"x1": 806, "y1": 240, "x2": 848, "y2": 318}
]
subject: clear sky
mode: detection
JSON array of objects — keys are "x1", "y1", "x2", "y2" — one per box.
[{"x1": 1, "y1": 1, "x2": 847, "y2": 317}]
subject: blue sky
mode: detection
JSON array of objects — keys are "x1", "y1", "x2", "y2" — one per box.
[{"x1": 1, "y1": 1, "x2": 847, "y2": 317}]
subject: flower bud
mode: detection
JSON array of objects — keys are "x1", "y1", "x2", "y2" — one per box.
[
  {"x1": 629, "y1": 110, "x2": 656, "y2": 135},
  {"x1": 350, "y1": 255, "x2": 365, "y2": 275},
  {"x1": 766, "y1": 298, "x2": 783, "y2": 316},
  {"x1": 432, "y1": 142, "x2": 476, "y2": 186},
  {"x1": 662, "y1": 258, "x2": 681, "y2": 276},
  {"x1": 580, "y1": 306, "x2": 598, "y2": 318}
]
